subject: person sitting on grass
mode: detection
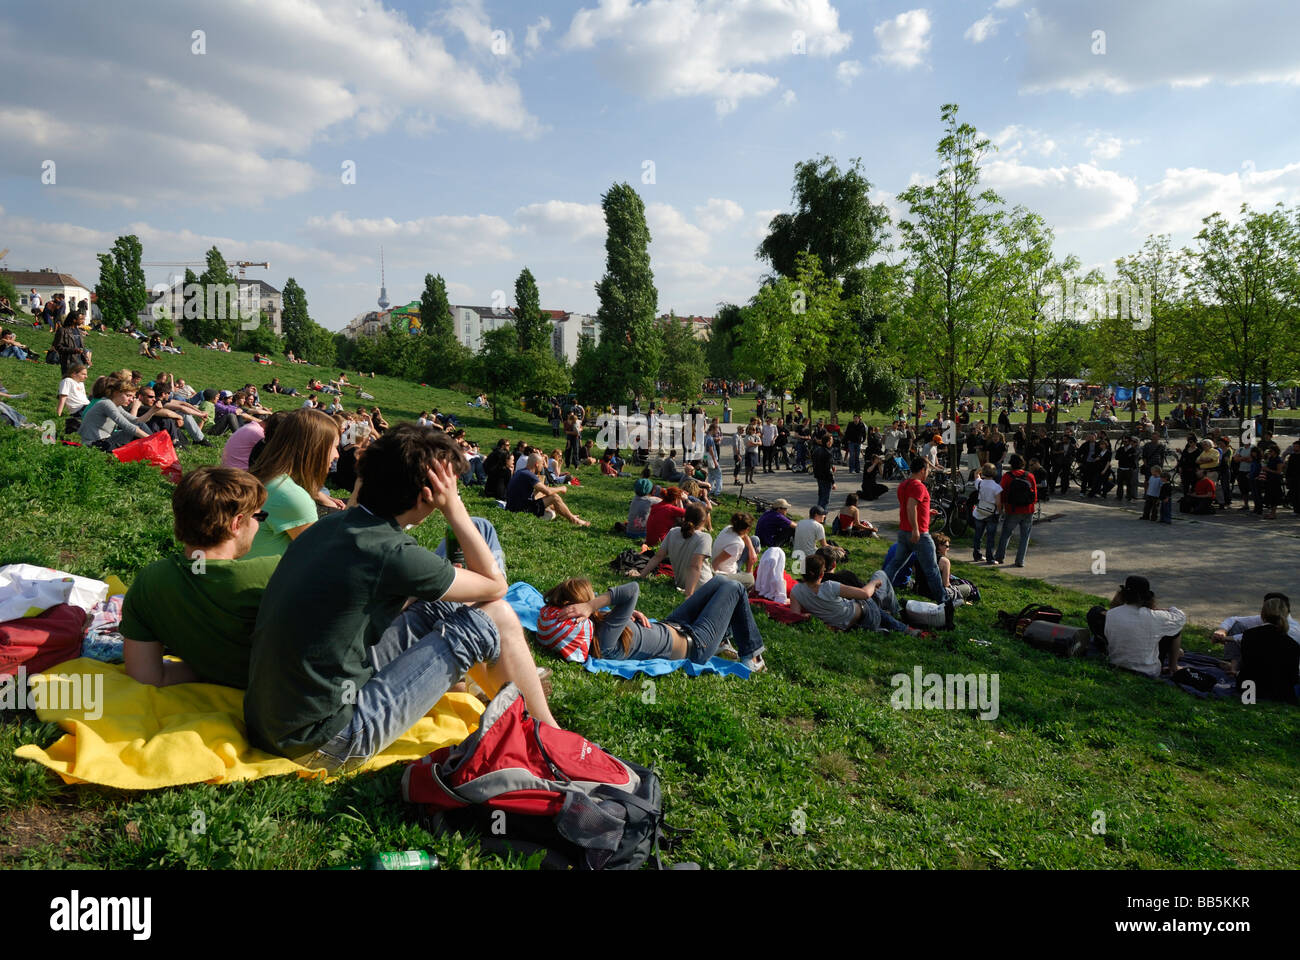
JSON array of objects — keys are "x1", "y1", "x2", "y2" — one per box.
[
  {"x1": 56, "y1": 362, "x2": 90, "y2": 420},
  {"x1": 711, "y1": 512, "x2": 758, "y2": 587},
  {"x1": 483, "y1": 444, "x2": 514, "y2": 502},
  {"x1": 644, "y1": 485, "x2": 687, "y2": 547},
  {"x1": 599, "y1": 449, "x2": 623, "y2": 477},
  {"x1": 632, "y1": 503, "x2": 714, "y2": 597},
  {"x1": 78, "y1": 372, "x2": 152, "y2": 451},
  {"x1": 625, "y1": 477, "x2": 661, "y2": 540},
  {"x1": 836, "y1": 492, "x2": 880, "y2": 538},
  {"x1": 816, "y1": 545, "x2": 863, "y2": 587},
  {"x1": 245, "y1": 423, "x2": 558, "y2": 771},
  {"x1": 505, "y1": 452, "x2": 590, "y2": 526},
  {"x1": 545, "y1": 448, "x2": 572, "y2": 485},
  {"x1": 0, "y1": 328, "x2": 33, "y2": 361},
  {"x1": 793, "y1": 504, "x2": 829, "y2": 560},
  {"x1": 790, "y1": 554, "x2": 922, "y2": 636},
  {"x1": 1090, "y1": 575, "x2": 1186, "y2": 678},
  {"x1": 122, "y1": 466, "x2": 279, "y2": 688},
  {"x1": 539, "y1": 576, "x2": 766, "y2": 672},
  {"x1": 1225, "y1": 594, "x2": 1299, "y2": 702},
  {"x1": 244, "y1": 408, "x2": 344, "y2": 559},
  {"x1": 755, "y1": 498, "x2": 796, "y2": 548},
  {"x1": 932, "y1": 533, "x2": 972, "y2": 604}
]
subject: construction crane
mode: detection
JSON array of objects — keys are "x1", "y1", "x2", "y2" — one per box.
[{"x1": 142, "y1": 260, "x2": 270, "y2": 278}]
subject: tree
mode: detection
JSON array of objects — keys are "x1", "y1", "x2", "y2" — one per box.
[
  {"x1": 471, "y1": 324, "x2": 568, "y2": 422},
  {"x1": 1187, "y1": 203, "x2": 1300, "y2": 421},
  {"x1": 419, "y1": 273, "x2": 453, "y2": 341},
  {"x1": 735, "y1": 253, "x2": 840, "y2": 410},
  {"x1": 705, "y1": 303, "x2": 743, "y2": 379},
  {"x1": 757, "y1": 155, "x2": 891, "y2": 282},
  {"x1": 238, "y1": 311, "x2": 284, "y2": 355},
  {"x1": 179, "y1": 268, "x2": 202, "y2": 343},
  {"x1": 93, "y1": 234, "x2": 147, "y2": 329},
  {"x1": 281, "y1": 278, "x2": 311, "y2": 357},
  {"x1": 821, "y1": 262, "x2": 907, "y2": 417},
  {"x1": 897, "y1": 103, "x2": 1015, "y2": 472},
  {"x1": 513, "y1": 267, "x2": 548, "y2": 353},
  {"x1": 658, "y1": 313, "x2": 708, "y2": 403},
  {"x1": 572, "y1": 335, "x2": 623, "y2": 410},
  {"x1": 1001, "y1": 208, "x2": 1080, "y2": 430},
  {"x1": 594, "y1": 182, "x2": 661, "y2": 407}
]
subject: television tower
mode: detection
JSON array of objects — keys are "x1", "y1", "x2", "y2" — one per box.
[{"x1": 377, "y1": 246, "x2": 390, "y2": 311}]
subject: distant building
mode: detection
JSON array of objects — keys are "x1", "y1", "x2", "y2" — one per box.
[
  {"x1": 2, "y1": 268, "x2": 92, "y2": 315},
  {"x1": 143, "y1": 276, "x2": 284, "y2": 335},
  {"x1": 452, "y1": 304, "x2": 517, "y2": 352},
  {"x1": 550, "y1": 312, "x2": 599, "y2": 365},
  {"x1": 658, "y1": 313, "x2": 713, "y2": 340}
]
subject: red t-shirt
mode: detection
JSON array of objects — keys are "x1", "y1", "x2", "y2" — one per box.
[
  {"x1": 645, "y1": 502, "x2": 685, "y2": 547},
  {"x1": 897, "y1": 477, "x2": 930, "y2": 533},
  {"x1": 1000, "y1": 470, "x2": 1038, "y2": 515},
  {"x1": 1193, "y1": 476, "x2": 1215, "y2": 498}
]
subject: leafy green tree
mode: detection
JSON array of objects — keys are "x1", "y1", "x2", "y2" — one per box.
[
  {"x1": 280, "y1": 278, "x2": 311, "y2": 357},
  {"x1": 179, "y1": 268, "x2": 203, "y2": 343},
  {"x1": 154, "y1": 312, "x2": 176, "y2": 340},
  {"x1": 897, "y1": 103, "x2": 1015, "y2": 468},
  {"x1": 93, "y1": 235, "x2": 147, "y2": 329},
  {"x1": 94, "y1": 253, "x2": 125, "y2": 328},
  {"x1": 513, "y1": 267, "x2": 549, "y2": 353},
  {"x1": 572, "y1": 335, "x2": 623, "y2": 410},
  {"x1": 595, "y1": 182, "x2": 661, "y2": 406},
  {"x1": 237, "y1": 311, "x2": 284, "y2": 355},
  {"x1": 1187, "y1": 203, "x2": 1300, "y2": 420},
  {"x1": 705, "y1": 303, "x2": 742, "y2": 379},
  {"x1": 419, "y1": 273, "x2": 453, "y2": 341},
  {"x1": 822, "y1": 262, "x2": 907, "y2": 416},
  {"x1": 658, "y1": 313, "x2": 707, "y2": 403},
  {"x1": 470, "y1": 324, "x2": 569, "y2": 422}
]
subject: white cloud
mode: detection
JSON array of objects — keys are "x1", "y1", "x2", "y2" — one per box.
[
  {"x1": 1138, "y1": 162, "x2": 1300, "y2": 235},
  {"x1": 514, "y1": 201, "x2": 606, "y2": 241},
  {"x1": 525, "y1": 16, "x2": 552, "y2": 52},
  {"x1": 836, "y1": 60, "x2": 863, "y2": 86},
  {"x1": 1022, "y1": 0, "x2": 1300, "y2": 94},
  {"x1": 965, "y1": 15, "x2": 1002, "y2": 44},
  {"x1": 990, "y1": 124, "x2": 1058, "y2": 159},
  {"x1": 695, "y1": 198, "x2": 745, "y2": 233},
  {"x1": 0, "y1": 0, "x2": 541, "y2": 209},
  {"x1": 646, "y1": 203, "x2": 711, "y2": 259},
  {"x1": 1084, "y1": 132, "x2": 1135, "y2": 162},
  {"x1": 303, "y1": 211, "x2": 516, "y2": 265},
  {"x1": 994, "y1": 0, "x2": 1023, "y2": 8},
  {"x1": 752, "y1": 208, "x2": 783, "y2": 240},
  {"x1": 563, "y1": 0, "x2": 851, "y2": 114},
  {"x1": 983, "y1": 160, "x2": 1139, "y2": 230},
  {"x1": 780, "y1": 89, "x2": 798, "y2": 106},
  {"x1": 873, "y1": 9, "x2": 931, "y2": 70},
  {"x1": 830, "y1": 129, "x2": 847, "y2": 142}
]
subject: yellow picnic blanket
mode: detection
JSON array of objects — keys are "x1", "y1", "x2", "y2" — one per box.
[{"x1": 13, "y1": 658, "x2": 483, "y2": 789}]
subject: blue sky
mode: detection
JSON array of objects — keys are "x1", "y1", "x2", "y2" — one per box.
[{"x1": 2, "y1": 0, "x2": 1298, "y2": 330}]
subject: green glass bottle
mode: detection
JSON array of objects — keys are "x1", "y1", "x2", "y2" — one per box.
[
  {"x1": 445, "y1": 525, "x2": 463, "y2": 566},
  {"x1": 367, "y1": 850, "x2": 439, "y2": 870}
]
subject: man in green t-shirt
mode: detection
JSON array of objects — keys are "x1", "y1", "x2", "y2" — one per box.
[
  {"x1": 121, "y1": 466, "x2": 278, "y2": 688},
  {"x1": 245, "y1": 423, "x2": 557, "y2": 771}
]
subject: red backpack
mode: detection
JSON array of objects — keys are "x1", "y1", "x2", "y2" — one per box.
[
  {"x1": 0, "y1": 603, "x2": 88, "y2": 677},
  {"x1": 402, "y1": 684, "x2": 690, "y2": 870}
]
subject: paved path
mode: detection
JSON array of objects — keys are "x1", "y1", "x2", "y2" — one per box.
[{"x1": 709, "y1": 451, "x2": 1300, "y2": 629}]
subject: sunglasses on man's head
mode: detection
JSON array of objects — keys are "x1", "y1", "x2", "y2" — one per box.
[{"x1": 250, "y1": 510, "x2": 269, "y2": 522}]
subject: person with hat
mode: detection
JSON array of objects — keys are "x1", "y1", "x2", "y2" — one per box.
[
  {"x1": 1093, "y1": 576, "x2": 1186, "y2": 678},
  {"x1": 625, "y1": 477, "x2": 661, "y2": 540},
  {"x1": 755, "y1": 498, "x2": 796, "y2": 549},
  {"x1": 793, "y1": 504, "x2": 829, "y2": 560}
]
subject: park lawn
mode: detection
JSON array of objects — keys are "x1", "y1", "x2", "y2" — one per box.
[{"x1": 0, "y1": 331, "x2": 1298, "y2": 870}]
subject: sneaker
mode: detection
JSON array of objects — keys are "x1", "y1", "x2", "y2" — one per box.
[
  {"x1": 542, "y1": 507, "x2": 557, "y2": 520},
  {"x1": 716, "y1": 640, "x2": 740, "y2": 660},
  {"x1": 1013, "y1": 561, "x2": 1025, "y2": 568},
  {"x1": 988, "y1": 559, "x2": 1002, "y2": 566},
  {"x1": 973, "y1": 552, "x2": 984, "y2": 562},
  {"x1": 739, "y1": 653, "x2": 767, "y2": 673}
]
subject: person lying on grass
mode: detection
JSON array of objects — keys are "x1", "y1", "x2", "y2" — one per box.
[
  {"x1": 505, "y1": 452, "x2": 590, "y2": 526},
  {"x1": 122, "y1": 466, "x2": 278, "y2": 688},
  {"x1": 538, "y1": 577, "x2": 766, "y2": 672},
  {"x1": 245, "y1": 408, "x2": 345, "y2": 559},
  {"x1": 245, "y1": 423, "x2": 558, "y2": 772},
  {"x1": 631, "y1": 503, "x2": 713, "y2": 597},
  {"x1": 790, "y1": 554, "x2": 923, "y2": 636}
]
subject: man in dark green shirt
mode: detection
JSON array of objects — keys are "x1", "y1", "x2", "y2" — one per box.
[
  {"x1": 122, "y1": 466, "x2": 277, "y2": 688},
  {"x1": 245, "y1": 423, "x2": 557, "y2": 770}
]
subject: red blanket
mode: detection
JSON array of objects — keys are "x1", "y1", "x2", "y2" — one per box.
[{"x1": 748, "y1": 595, "x2": 810, "y2": 625}]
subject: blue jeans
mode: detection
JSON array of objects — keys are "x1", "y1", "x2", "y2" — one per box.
[
  {"x1": 883, "y1": 529, "x2": 944, "y2": 602},
  {"x1": 435, "y1": 517, "x2": 506, "y2": 579},
  {"x1": 461, "y1": 458, "x2": 487, "y2": 485},
  {"x1": 663, "y1": 577, "x2": 764, "y2": 663},
  {"x1": 857, "y1": 569, "x2": 911, "y2": 633},
  {"x1": 816, "y1": 477, "x2": 833, "y2": 511},
  {"x1": 296, "y1": 599, "x2": 501, "y2": 772},
  {"x1": 971, "y1": 514, "x2": 999, "y2": 559},
  {"x1": 1, "y1": 345, "x2": 27, "y2": 360},
  {"x1": 708, "y1": 467, "x2": 723, "y2": 496},
  {"x1": 848, "y1": 442, "x2": 861, "y2": 474},
  {"x1": 995, "y1": 512, "x2": 1033, "y2": 565}
]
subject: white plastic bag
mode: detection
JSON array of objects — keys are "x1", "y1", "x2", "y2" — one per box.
[{"x1": 0, "y1": 564, "x2": 109, "y2": 622}]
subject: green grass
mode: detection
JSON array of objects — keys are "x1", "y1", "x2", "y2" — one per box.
[{"x1": 1, "y1": 330, "x2": 1298, "y2": 870}]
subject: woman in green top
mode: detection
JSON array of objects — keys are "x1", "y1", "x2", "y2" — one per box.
[{"x1": 245, "y1": 408, "x2": 341, "y2": 559}]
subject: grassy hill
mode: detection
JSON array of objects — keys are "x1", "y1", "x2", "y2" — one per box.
[{"x1": 0, "y1": 329, "x2": 1297, "y2": 870}]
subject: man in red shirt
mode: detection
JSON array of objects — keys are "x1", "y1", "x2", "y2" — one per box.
[
  {"x1": 994, "y1": 454, "x2": 1038, "y2": 567},
  {"x1": 1189, "y1": 471, "x2": 1216, "y2": 515},
  {"x1": 882, "y1": 456, "x2": 944, "y2": 601}
]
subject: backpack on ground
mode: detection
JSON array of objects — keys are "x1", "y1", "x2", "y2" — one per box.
[
  {"x1": 1021, "y1": 619, "x2": 1090, "y2": 658},
  {"x1": 609, "y1": 548, "x2": 654, "y2": 575},
  {"x1": 1005, "y1": 472, "x2": 1035, "y2": 508},
  {"x1": 0, "y1": 603, "x2": 89, "y2": 677},
  {"x1": 402, "y1": 684, "x2": 691, "y2": 870},
  {"x1": 994, "y1": 603, "x2": 1063, "y2": 634}
]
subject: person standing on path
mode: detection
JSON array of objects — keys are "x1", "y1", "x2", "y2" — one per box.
[
  {"x1": 811, "y1": 433, "x2": 836, "y2": 512},
  {"x1": 993, "y1": 454, "x2": 1038, "y2": 568},
  {"x1": 882, "y1": 456, "x2": 944, "y2": 602},
  {"x1": 844, "y1": 414, "x2": 867, "y2": 475}
]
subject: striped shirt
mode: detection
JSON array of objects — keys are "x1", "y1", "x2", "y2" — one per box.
[{"x1": 535, "y1": 606, "x2": 593, "y2": 663}]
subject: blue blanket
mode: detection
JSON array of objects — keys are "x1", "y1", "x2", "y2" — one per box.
[
  {"x1": 583, "y1": 657, "x2": 752, "y2": 679},
  {"x1": 505, "y1": 581, "x2": 544, "y2": 634}
]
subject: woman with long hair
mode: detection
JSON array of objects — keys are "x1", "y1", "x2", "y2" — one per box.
[
  {"x1": 78, "y1": 371, "x2": 150, "y2": 450},
  {"x1": 538, "y1": 576, "x2": 765, "y2": 672},
  {"x1": 245, "y1": 408, "x2": 341, "y2": 559},
  {"x1": 644, "y1": 485, "x2": 687, "y2": 548},
  {"x1": 712, "y1": 512, "x2": 758, "y2": 586},
  {"x1": 633, "y1": 503, "x2": 713, "y2": 596}
]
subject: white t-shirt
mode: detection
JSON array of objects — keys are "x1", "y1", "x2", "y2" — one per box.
[
  {"x1": 974, "y1": 476, "x2": 1000, "y2": 519},
  {"x1": 58, "y1": 377, "x2": 88, "y2": 411},
  {"x1": 514, "y1": 456, "x2": 532, "y2": 474},
  {"x1": 761, "y1": 424, "x2": 777, "y2": 445},
  {"x1": 712, "y1": 526, "x2": 747, "y2": 574},
  {"x1": 793, "y1": 517, "x2": 827, "y2": 559},
  {"x1": 1105, "y1": 604, "x2": 1186, "y2": 677},
  {"x1": 732, "y1": 434, "x2": 746, "y2": 458}
]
